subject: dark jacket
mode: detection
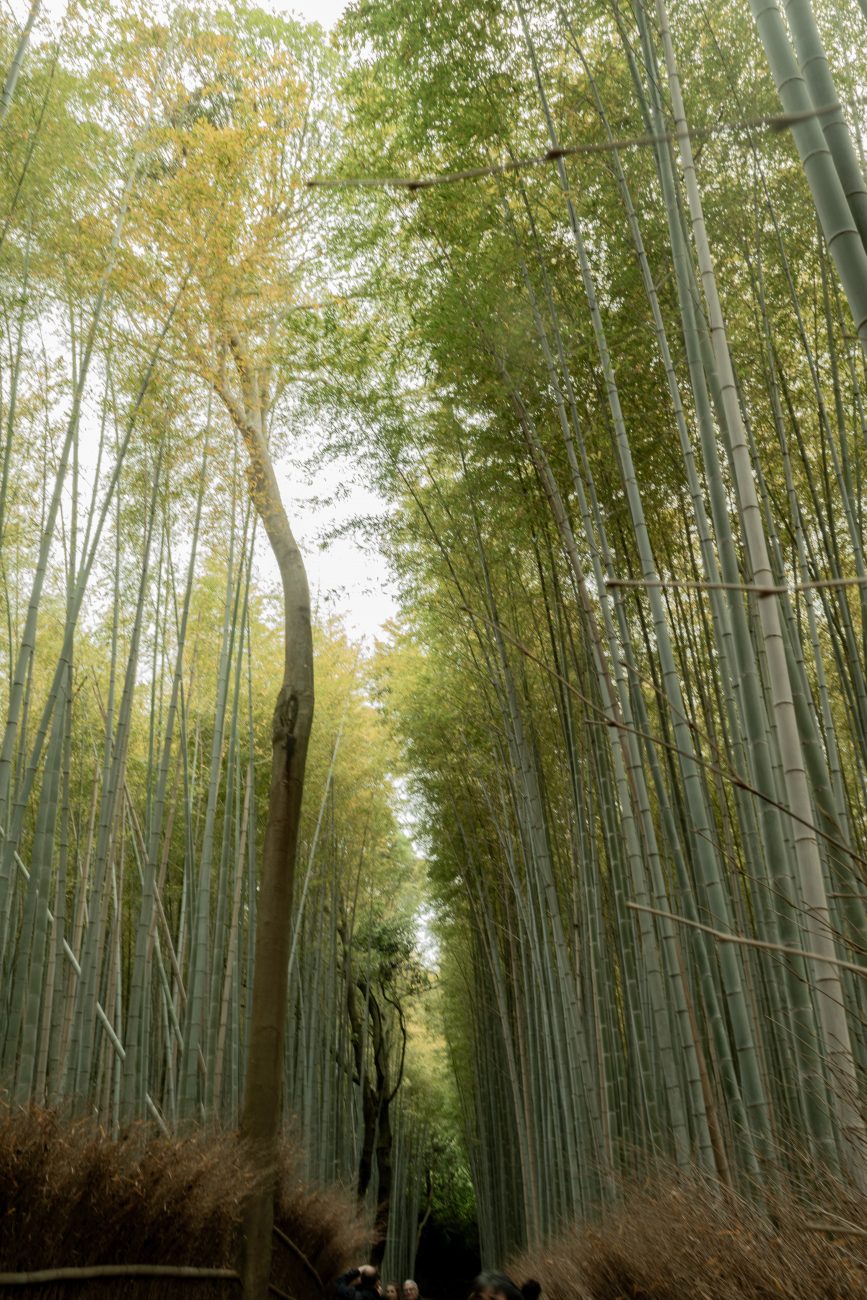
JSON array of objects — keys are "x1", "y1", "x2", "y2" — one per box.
[{"x1": 335, "y1": 1268, "x2": 381, "y2": 1300}]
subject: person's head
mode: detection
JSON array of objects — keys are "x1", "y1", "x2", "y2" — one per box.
[
  {"x1": 403, "y1": 1281, "x2": 420, "y2": 1300},
  {"x1": 384, "y1": 1285, "x2": 398, "y2": 1300},
  {"x1": 359, "y1": 1265, "x2": 382, "y2": 1295},
  {"x1": 469, "y1": 1274, "x2": 541, "y2": 1300}
]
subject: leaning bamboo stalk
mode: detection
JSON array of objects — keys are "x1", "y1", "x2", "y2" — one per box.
[
  {"x1": 750, "y1": 0, "x2": 867, "y2": 348},
  {"x1": 0, "y1": 67, "x2": 165, "y2": 880},
  {"x1": 0, "y1": 268, "x2": 198, "y2": 982},
  {"x1": 211, "y1": 754, "x2": 253, "y2": 1118},
  {"x1": 650, "y1": 0, "x2": 867, "y2": 1181},
  {"x1": 66, "y1": 440, "x2": 164, "y2": 1106},
  {"x1": 207, "y1": 532, "x2": 257, "y2": 1109},
  {"x1": 0, "y1": 0, "x2": 42, "y2": 126},
  {"x1": 631, "y1": 2, "x2": 837, "y2": 1157},
  {"x1": 514, "y1": 2, "x2": 768, "y2": 1169},
  {"x1": 628, "y1": 901, "x2": 867, "y2": 975},
  {"x1": 509, "y1": 162, "x2": 728, "y2": 1171},
  {"x1": 180, "y1": 471, "x2": 243, "y2": 1119},
  {"x1": 0, "y1": 232, "x2": 31, "y2": 553},
  {"x1": 782, "y1": 0, "x2": 867, "y2": 247},
  {"x1": 9, "y1": 701, "x2": 65, "y2": 1100}
]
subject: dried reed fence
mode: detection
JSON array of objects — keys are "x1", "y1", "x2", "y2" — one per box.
[
  {"x1": 513, "y1": 1167, "x2": 867, "y2": 1299},
  {"x1": 0, "y1": 1106, "x2": 366, "y2": 1299}
]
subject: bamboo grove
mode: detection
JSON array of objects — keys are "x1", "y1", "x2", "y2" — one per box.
[
  {"x1": 333, "y1": 0, "x2": 867, "y2": 1262},
  {"x1": 0, "y1": 1, "x2": 445, "y2": 1282},
  {"x1": 4, "y1": 0, "x2": 867, "y2": 1282}
]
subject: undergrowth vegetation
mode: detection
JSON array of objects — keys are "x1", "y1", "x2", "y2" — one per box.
[
  {"x1": 0, "y1": 1106, "x2": 366, "y2": 1298},
  {"x1": 513, "y1": 1170, "x2": 867, "y2": 1299}
]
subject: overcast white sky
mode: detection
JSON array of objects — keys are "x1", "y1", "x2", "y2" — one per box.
[
  {"x1": 273, "y1": 0, "x2": 399, "y2": 643},
  {"x1": 288, "y1": 0, "x2": 347, "y2": 26},
  {"x1": 282, "y1": 455, "x2": 398, "y2": 644}
]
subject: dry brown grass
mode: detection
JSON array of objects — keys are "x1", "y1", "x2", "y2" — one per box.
[
  {"x1": 0, "y1": 1105, "x2": 366, "y2": 1299},
  {"x1": 271, "y1": 1144, "x2": 368, "y2": 1298},
  {"x1": 512, "y1": 1170, "x2": 867, "y2": 1299}
]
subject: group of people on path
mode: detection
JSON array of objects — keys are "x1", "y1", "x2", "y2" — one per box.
[
  {"x1": 334, "y1": 1268, "x2": 421, "y2": 1300},
  {"x1": 334, "y1": 1265, "x2": 541, "y2": 1300}
]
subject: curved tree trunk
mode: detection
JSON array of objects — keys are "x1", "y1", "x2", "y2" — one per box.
[{"x1": 215, "y1": 340, "x2": 315, "y2": 1299}]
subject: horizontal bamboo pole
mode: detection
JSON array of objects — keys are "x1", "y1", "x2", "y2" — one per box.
[
  {"x1": 0, "y1": 1264, "x2": 240, "y2": 1285},
  {"x1": 606, "y1": 574, "x2": 867, "y2": 597},
  {"x1": 307, "y1": 104, "x2": 841, "y2": 189}
]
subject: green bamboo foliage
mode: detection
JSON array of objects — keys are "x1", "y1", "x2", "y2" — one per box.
[{"x1": 335, "y1": 0, "x2": 867, "y2": 1259}]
